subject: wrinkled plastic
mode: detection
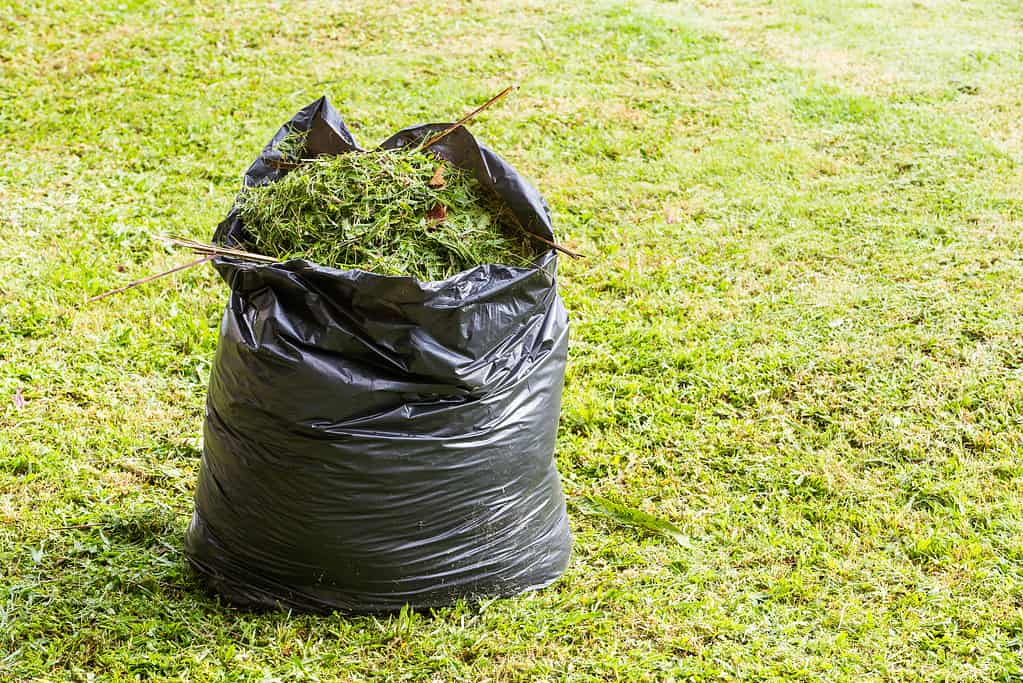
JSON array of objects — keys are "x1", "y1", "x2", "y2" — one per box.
[{"x1": 184, "y1": 97, "x2": 572, "y2": 613}]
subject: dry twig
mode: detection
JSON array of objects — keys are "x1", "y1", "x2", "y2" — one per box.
[
  {"x1": 87, "y1": 255, "x2": 214, "y2": 304},
  {"x1": 418, "y1": 86, "x2": 516, "y2": 151},
  {"x1": 521, "y1": 231, "x2": 584, "y2": 259},
  {"x1": 162, "y1": 237, "x2": 278, "y2": 263}
]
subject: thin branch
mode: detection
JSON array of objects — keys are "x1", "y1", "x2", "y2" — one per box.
[
  {"x1": 86, "y1": 255, "x2": 214, "y2": 304},
  {"x1": 418, "y1": 85, "x2": 516, "y2": 151},
  {"x1": 162, "y1": 237, "x2": 278, "y2": 263},
  {"x1": 507, "y1": 214, "x2": 584, "y2": 259},
  {"x1": 266, "y1": 157, "x2": 321, "y2": 169},
  {"x1": 267, "y1": 158, "x2": 302, "y2": 169},
  {"x1": 522, "y1": 230, "x2": 584, "y2": 259}
]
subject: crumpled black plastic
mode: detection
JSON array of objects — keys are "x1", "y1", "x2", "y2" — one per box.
[{"x1": 183, "y1": 97, "x2": 572, "y2": 613}]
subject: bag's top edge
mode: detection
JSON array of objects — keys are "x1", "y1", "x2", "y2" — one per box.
[
  {"x1": 211, "y1": 248, "x2": 557, "y2": 305},
  {"x1": 212, "y1": 96, "x2": 560, "y2": 295}
]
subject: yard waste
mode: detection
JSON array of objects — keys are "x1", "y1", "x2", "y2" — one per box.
[
  {"x1": 235, "y1": 145, "x2": 539, "y2": 280},
  {"x1": 183, "y1": 97, "x2": 572, "y2": 613}
]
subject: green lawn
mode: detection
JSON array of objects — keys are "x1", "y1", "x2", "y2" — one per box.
[{"x1": 3, "y1": 0, "x2": 1023, "y2": 680}]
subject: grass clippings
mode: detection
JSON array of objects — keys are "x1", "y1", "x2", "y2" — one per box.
[{"x1": 236, "y1": 145, "x2": 537, "y2": 280}]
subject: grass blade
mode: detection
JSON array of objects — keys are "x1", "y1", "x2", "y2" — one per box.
[{"x1": 579, "y1": 495, "x2": 690, "y2": 547}]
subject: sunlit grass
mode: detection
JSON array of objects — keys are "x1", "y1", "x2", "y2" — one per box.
[{"x1": 2, "y1": 0, "x2": 1023, "y2": 680}]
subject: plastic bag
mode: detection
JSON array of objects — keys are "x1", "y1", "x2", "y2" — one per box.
[{"x1": 183, "y1": 97, "x2": 572, "y2": 613}]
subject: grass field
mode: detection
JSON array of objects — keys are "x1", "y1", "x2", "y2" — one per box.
[{"x1": 3, "y1": 0, "x2": 1023, "y2": 680}]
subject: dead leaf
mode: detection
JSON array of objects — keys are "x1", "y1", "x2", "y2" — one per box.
[
  {"x1": 427, "y1": 203, "x2": 447, "y2": 222},
  {"x1": 13, "y1": 387, "x2": 25, "y2": 410},
  {"x1": 428, "y1": 164, "x2": 446, "y2": 189}
]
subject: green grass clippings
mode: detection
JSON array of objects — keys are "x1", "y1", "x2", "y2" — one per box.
[{"x1": 236, "y1": 144, "x2": 537, "y2": 280}]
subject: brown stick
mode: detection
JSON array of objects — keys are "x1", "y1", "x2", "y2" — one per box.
[
  {"x1": 523, "y1": 231, "x2": 584, "y2": 259},
  {"x1": 163, "y1": 237, "x2": 278, "y2": 263},
  {"x1": 86, "y1": 255, "x2": 214, "y2": 304},
  {"x1": 418, "y1": 85, "x2": 516, "y2": 151},
  {"x1": 507, "y1": 214, "x2": 584, "y2": 259},
  {"x1": 267, "y1": 159, "x2": 302, "y2": 169}
]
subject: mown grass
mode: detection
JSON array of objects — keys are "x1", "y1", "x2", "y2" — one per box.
[
  {"x1": 2, "y1": 0, "x2": 1023, "y2": 680},
  {"x1": 236, "y1": 146, "x2": 536, "y2": 279}
]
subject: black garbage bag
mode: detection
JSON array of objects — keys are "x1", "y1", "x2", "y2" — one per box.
[{"x1": 184, "y1": 97, "x2": 572, "y2": 613}]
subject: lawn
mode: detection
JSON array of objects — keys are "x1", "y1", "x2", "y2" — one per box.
[{"x1": 2, "y1": 0, "x2": 1023, "y2": 680}]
